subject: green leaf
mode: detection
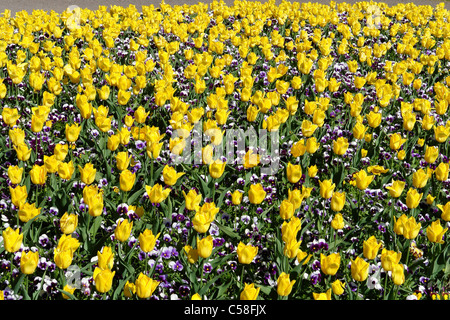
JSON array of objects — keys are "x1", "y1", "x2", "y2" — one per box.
[{"x1": 215, "y1": 221, "x2": 241, "y2": 241}]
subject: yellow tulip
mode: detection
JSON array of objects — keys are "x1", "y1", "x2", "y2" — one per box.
[
  {"x1": 412, "y1": 168, "x2": 431, "y2": 189},
  {"x1": 97, "y1": 246, "x2": 115, "y2": 270},
  {"x1": 184, "y1": 245, "x2": 199, "y2": 264},
  {"x1": 7, "y1": 165, "x2": 23, "y2": 185},
  {"x1": 58, "y1": 161, "x2": 75, "y2": 180},
  {"x1": 333, "y1": 137, "x2": 349, "y2": 155},
  {"x1": 286, "y1": 162, "x2": 302, "y2": 184},
  {"x1": 139, "y1": 229, "x2": 160, "y2": 253},
  {"x1": 236, "y1": 242, "x2": 258, "y2": 264},
  {"x1": 331, "y1": 280, "x2": 345, "y2": 296},
  {"x1": 279, "y1": 199, "x2": 295, "y2": 220},
  {"x1": 135, "y1": 272, "x2": 160, "y2": 299},
  {"x1": 10, "y1": 185, "x2": 27, "y2": 207},
  {"x1": 231, "y1": 190, "x2": 243, "y2": 205},
  {"x1": 20, "y1": 250, "x2": 39, "y2": 274},
  {"x1": 18, "y1": 202, "x2": 41, "y2": 223},
  {"x1": 93, "y1": 267, "x2": 115, "y2": 293},
  {"x1": 319, "y1": 179, "x2": 335, "y2": 199},
  {"x1": 366, "y1": 111, "x2": 382, "y2": 128},
  {"x1": 276, "y1": 272, "x2": 295, "y2": 296},
  {"x1": 54, "y1": 143, "x2": 69, "y2": 161},
  {"x1": 385, "y1": 180, "x2": 406, "y2": 198},
  {"x1": 134, "y1": 106, "x2": 149, "y2": 124},
  {"x1": 405, "y1": 188, "x2": 423, "y2": 209},
  {"x1": 2, "y1": 107, "x2": 20, "y2": 126},
  {"x1": 209, "y1": 159, "x2": 226, "y2": 179},
  {"x1": 240, "y1": 283, "x2": 260, "y2": 300},
  {"x1": 197, "y1": 235, "x2": 214, "y2": 259},
  {"x1": 351, "y1": 256, "x2": 370, "y2": 282},
  {"x1": 437, "y1": 202, "x2": 450, "y2": 221},
  {"x1": 435, "y1": 162, "x2": 449, "y2": 182},
  {"x1": 331, "y1": 213, "x2": 345, "y2": 230},
  {"x1": 305, "y1": 137, "x2": 320, "y2": 154},
  {"x1": 313, "y1": 288, "x2": 332, "y2": 300},
  {"x1": 119, "y1": 169, "x2": 136, "y2": 191},
  {"x1": 115, "y1": 152, "x2": 131, "y2": 171},
  {"x1": 60, "y1": 212, "x2": 78, "y2": 234},
  {"x1": 65, "y1": 123, "x2": 81, "y2": 143},
  {"x1": 162, "y1": 165, "x2": 185, "y2": 186},
  {"x1": 423, "y1": 218, "x2": 447, "y2": 244},
  {"x1": 14, "y1": 143, "x2": 31, "y2": 161},
  {"x1": 363, "y1": 236, "x2": 382, "y2": 260},
  {"x1": 2, "y1": 227, "x2": 23, "y2": 253},
  {"x1": 146, "y1": 184, "x2": 171, "y2": 204},
  {"x1": 248, "y1": 183, "x2": 266, "y2": 204},
  {"x1": 182, "y1": 189, "x2": 202, "y2": 211},
  {"x1": 114, "y1": 219, "x2": 133, "y2": 242},
  {"x1": 330, "y1": 191, "x2": 346, "y2": 212},
  {"x1": 381, "y1": 249, "x2": 402, "y2": 272},
  {"x1": 78, "y1": 163, "x2": 96, "y2": 185},
  {"x1": 424, "y1": 145, "x2": 439, "y2": 164},
  {"x1": 353, "y1": 170, "x2": 374, "y2": 190},
  {"x1": 391, "y1": 263, "x2": 405, "y2": 286},
  {"x1": 320, "y1": 253, "x2": 341, "y2": 276}
]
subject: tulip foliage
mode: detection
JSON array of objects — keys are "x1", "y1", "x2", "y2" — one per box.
[{"x1": 0, "y1": 0, "x2": 450, "y2": 301}]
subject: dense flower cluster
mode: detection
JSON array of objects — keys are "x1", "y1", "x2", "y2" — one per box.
[{"x1": 0, "y1": 0, "x2": 450, "y2": 300}]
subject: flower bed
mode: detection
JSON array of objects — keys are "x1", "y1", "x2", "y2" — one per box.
[{"x1": 0, "y1": 0, "x2": 449, "y2": 300}]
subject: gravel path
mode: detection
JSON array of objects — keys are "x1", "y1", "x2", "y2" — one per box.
[{"x1": 1, "y1": 0, "x2": 449, "y2": 15}]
